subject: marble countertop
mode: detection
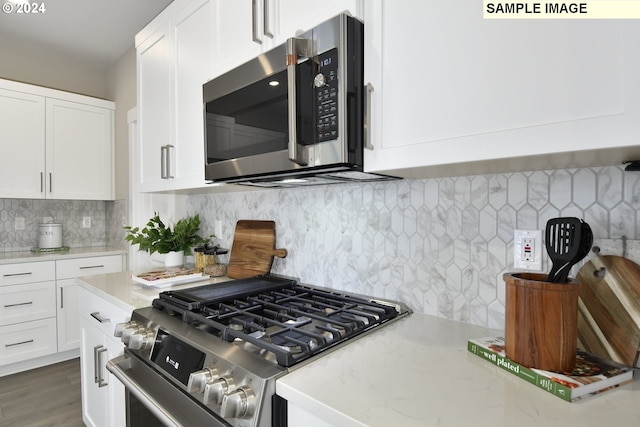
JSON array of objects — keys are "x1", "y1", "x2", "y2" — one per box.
[
  {"x1": 276, "y1": 313, "x2": 640, "y2": 427},
  {"x1": 0, "y1": 246, "x2": 127, "y2": 265}
]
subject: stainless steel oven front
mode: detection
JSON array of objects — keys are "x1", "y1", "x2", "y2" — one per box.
[{"x1": 108, "y1": 349, "x2": 227, "y2": 427}]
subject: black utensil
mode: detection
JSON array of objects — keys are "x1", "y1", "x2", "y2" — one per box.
[
  {"x1": 545, "y1": 217, "x2": 583, "y2": 282},
  {"x1": 552, "y1": 220, "x2": 592, "y2": 283}
]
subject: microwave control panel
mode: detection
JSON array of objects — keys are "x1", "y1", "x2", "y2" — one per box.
[{"x1": 315, "y1": 49, "x2": 339, "y2": 143}]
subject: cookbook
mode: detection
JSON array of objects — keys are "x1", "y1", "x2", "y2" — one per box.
[{"x1": 467, "y1": 336, "x2": 634, "y2": 402}]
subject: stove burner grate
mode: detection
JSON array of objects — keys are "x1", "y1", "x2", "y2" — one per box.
[{"x1": 152, "y1": 276, "x2": 400, "y2": 367}]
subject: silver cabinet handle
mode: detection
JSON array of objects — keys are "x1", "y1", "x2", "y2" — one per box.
[
  {"x1": 60, "y1": 287, "x2": 64, "y2": 309},
  {"x1": 49, "y1": 172, "x2": 52, "y2": 192},
  {"x1": 286, "y1": 37, "x2": 314, "y2": 166},
  {"x1": 97, "y1": 347, "x2": 109, "y2": 387},
  {"x1": 94, "y1": 345, "x2": 102, "y2": 383},
  {"x1": 5, "y1": 339, "x2": 34, "y2": 348},
  {"x1": 251, "y1": 0, "x2": 262, "y2": 44},
  {"x1": 4, "y1": 301, "x2": 33, "y2": 308},
  {"x1": 40, "y1": 172, "x2": 44, "y2": 193},
  {"x1": 80, "y1": 265, "x2": 105, "y2": 270},
  {"x1": 3, "y1": 272, "x2": 33, "y2": 278},
  {"x1": 263, "y1": 0, "x2": 273, "y2": 38},
  {"x1": 161, "y1": 145, "x2": 167, "y2": 179},
  {"x1": 90, "y1": 312, "x2": 110, "y2": 323},
  {"x1": 364, "y1": 83, "x2": 374, "y2": 150},
  {"x1": 160, "y1": 145, "x2": 174, "y2": 179}
]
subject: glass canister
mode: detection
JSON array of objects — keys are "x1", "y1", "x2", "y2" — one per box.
[
  {"x1": 194, "y1": 246, "x2": 208, "y2": 271},
  {"x1": 203, "y1": 246, "x2": 228, "y2": 277}
]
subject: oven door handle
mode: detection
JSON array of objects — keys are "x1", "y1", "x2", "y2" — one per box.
[{"x1": 107, "y1": 354, "x2": 182, "y2": 427}]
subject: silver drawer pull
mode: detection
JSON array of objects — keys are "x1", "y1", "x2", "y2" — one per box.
[
  {"x1": 90, "y1": 312, "x2": 111, "y2": 323},
  {"x1": 3, "y1": 272, "x2": 33, "y2": 278},
  {"x1": 6, "y1": 339, "x2": 34, "y2": 348},
  {"x1": 4, "y1": 301, "x2": 33, "y2": 308},
  {"x1": 80, "y1": 265, "x2": 105, "y2": 270}
]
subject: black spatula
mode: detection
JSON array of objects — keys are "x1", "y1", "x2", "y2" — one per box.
[
  {"x1": 552, "y1": 220, "x2": 592, "y2": 283},
  {"x1": 545, "y1": 217, "x2": 583, "y2": 282}
]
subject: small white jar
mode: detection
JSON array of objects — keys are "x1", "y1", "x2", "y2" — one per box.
[{"x1": 38, "y1": 223, "x2": 62, "y2": 249}]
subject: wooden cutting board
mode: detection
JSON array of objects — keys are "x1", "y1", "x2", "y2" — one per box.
[
  {"x1": 227, "y1": 220, "x2": 287, "y2": 279},
  {"x1": 576, "y1": 254, "x2": 640, "y2": 367}
]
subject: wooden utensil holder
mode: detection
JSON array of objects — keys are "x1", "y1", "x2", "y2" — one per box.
[{"x1": 504, "y1": 272, "x2": 579, "y2": 372}]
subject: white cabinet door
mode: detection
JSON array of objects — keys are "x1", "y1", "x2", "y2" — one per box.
[
  {"x1": 137, "y1": 22, "x2": 173, "y2": 192},
  {"x1": 172, "y1": 0, "x2": 212, "y2": 190},
  {"x1": 79, "y1": 287, "x2": 128, "y2": 427},
  {"x1": 213, "y1": 0, "x2": 266, "y2": 76},
  {"x1": 80, "y1": 317, "x2": 110, "y2": 427},
  {"x1": 56, "y1": 278, "x2": 80, "y2": 352},
  {"x1": 46, "y1": 99, "x2": 114, "y2": 200},
  {"x1": 56, "y1": 255, "x2": 124, "y2": 352},
  {"x1": 364, "y1": 1, "x2": 640, "y2": 177},
  {"x1": 0, "y1": 88, "x2": 46, "y2": 199},
  {"x1": 274, "y1": 0, "x2": 361, "y2": 43}
]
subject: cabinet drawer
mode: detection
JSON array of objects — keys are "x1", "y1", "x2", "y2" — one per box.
[
  {"x1": 56, "y1": 255, "x2": 123, "y2": 279},
  {"x1": 78, "y1": 287, "x2": 129, "y2": 338},
  {"x1": 0, "y1": 281, "x2": 56, "y2": 326},
  {"x1": 0, "y1": 261, "x2": 55, "y2": 286},
  {"x1": 0, "y1": 318, "x2": 57, "y2": 366}
]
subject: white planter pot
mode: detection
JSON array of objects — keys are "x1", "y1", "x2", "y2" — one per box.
[{"x1": 164, "y1": 250, "x2": 184, "y2": 267}]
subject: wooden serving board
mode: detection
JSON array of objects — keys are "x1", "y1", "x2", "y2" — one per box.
[
  {"x1": 576, "y1": 255, "x2": 640, "y2": 367},
  {"x1": 227, "y1": 220, "x2": 287, "y2": 279}
]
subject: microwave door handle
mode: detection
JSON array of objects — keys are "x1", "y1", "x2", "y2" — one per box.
[{"x1": 286, "y1": 37, "x2": 313, "y2": 166}]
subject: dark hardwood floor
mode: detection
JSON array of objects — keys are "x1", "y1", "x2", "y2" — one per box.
[{"x1": 0, "y1": 358, "x2": 83, "y2": 427}]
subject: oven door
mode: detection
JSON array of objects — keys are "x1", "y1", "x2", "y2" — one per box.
[{"x1": 107, "y1": 351, "x2": 228, "y2": 427}]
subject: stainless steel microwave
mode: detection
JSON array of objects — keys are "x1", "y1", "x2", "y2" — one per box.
[{"x1": 203, "y1": 14, "x2": 395, "y2": 187}]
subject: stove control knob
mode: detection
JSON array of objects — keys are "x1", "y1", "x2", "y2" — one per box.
[
  {"x1": 220, "y1": 386, "x2": 256, "y2": 419},
  {"x1": 120, "y1": 325, "x2": 143, "y2": 345},
  {"x1": 204, "y1": 377, "x2": 235, "y2": 405},
  {"x1": 187, "y1": 367, "x2": 219, "y2": 394},
  {"x1": 114, "y1": 321, "x2": 136, "y2": 338},
  {"x1": 128, "y1": 329, "x2": 154, "y2": 351}
]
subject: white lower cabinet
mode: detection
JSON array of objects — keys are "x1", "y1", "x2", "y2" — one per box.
[
  {"x1": 56, "y1": 255, "x2": 124, "y2": 352},
  {"x1": 0, "y1": 318, "x2": 57, "y2": 366},
  {"x1": 79, "y1": 286, "x2": 128, "y2": 427},
  {"x1": 0, "y1": 253, "x2": 125, "y2": 376}
]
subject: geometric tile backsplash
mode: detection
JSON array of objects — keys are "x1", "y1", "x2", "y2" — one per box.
[
  {"x1": 0, "y1": 198, "x2": 108, "y2": 251},
  {"x1": 188, "y1": 164, "x2": 640, "y2": 330},
  {"x1": 1, "y1": 165, "x2": 638, "y2": 330}
]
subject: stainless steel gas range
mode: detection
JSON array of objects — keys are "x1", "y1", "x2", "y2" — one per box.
[{"x1": 107, "y1": 275, "x2": 411, "y2": 427}]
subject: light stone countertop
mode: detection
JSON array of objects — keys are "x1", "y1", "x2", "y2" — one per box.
[
  {"x1": 74, "y1": 270, "x2": 640, "y2": 426},
  {"x1": 0, "y1": 246, "x2": 127, "y2": 265},
  {"x1": 76, "y1": 270, "x2": 231, "y2": 313},
  {"x1": 276, "y1": 313, "x2": 640, "y2": 427}
]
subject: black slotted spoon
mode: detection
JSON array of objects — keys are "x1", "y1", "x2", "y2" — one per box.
[{"x1": 545, "y1": 217, "x2": 584, "y2": 283}]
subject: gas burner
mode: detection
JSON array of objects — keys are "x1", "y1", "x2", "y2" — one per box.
[{"x1": 151, "y1": 275, "x2": 405, "y2": 368}]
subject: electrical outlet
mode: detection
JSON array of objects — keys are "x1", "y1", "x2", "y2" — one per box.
[
  {"x1": 514, "y1": 229, "x2": 543, "y2": 271},
  {"x1": 83, "y1": 216, "x2": 91, "y2": 228},
  {"x1": 14, "y1": 217, "x2": 25, "y2": 230}
]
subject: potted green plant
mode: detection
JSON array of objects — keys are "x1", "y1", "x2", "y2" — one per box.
[{"x1": 124, "y1": 213, "x2": 208, "y2": 267}]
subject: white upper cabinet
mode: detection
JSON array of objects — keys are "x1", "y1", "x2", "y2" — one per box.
[
  {"x1": 137, "y1": 21, "x2": 173, "y2": 192},
  {"x1": 46, "y1": 99, "x2": 114, "y2": 200},
  {"x1": 0, "y1": 88, "x2": 46, "y2": 199},
  {"x1": 364, "y1": 1, "x2": 640, "y2": 178},
  {"x1": 0, "y1": 80, "x2": 114, "y2": 200},
  {"x1": 136, "y1": 0, "x2": 213, "y2": 192},
  {"x1": 211, "y1": 0, "x2": 362, "y2": 77}
]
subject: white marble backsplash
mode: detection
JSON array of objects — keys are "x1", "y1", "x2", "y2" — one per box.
[{"x1": 188, "y1": 165, "x2": 640, "y2": 330}]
